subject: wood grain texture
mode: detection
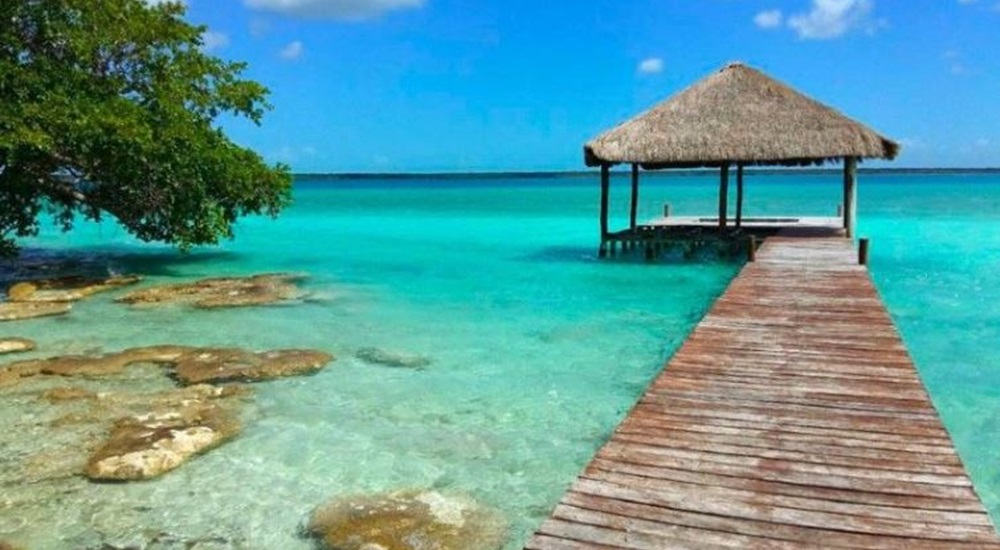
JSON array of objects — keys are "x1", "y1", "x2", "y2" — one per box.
[{"x1": 526, "y1": 231, "x2": 1000, "y2": 549}]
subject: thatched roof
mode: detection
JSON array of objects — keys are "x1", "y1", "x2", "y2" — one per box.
[{"x1": 585, "y1": 63, "x2": 899, "y2": 168}]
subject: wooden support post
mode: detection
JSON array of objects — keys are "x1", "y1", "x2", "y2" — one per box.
[
  {"x1": 663, "y1": 203, "x2": 672, "y2": 218},
  {"x1": 598, "y1": 164, "x2": 610, "y2": 257},
  {"x1": 629, "y1": 164, "x2": 639, "y2": 230},
  {"x1": 736, "y1": 164, "x2": 744, "y2": 229},
  {"x1": 843, "y1": 157, "x2": 857, "y2": 238},
  {"x1": 859, "y1": 238, "x2": 870, "y2": 266},
  {"x1": 747, "y1": 235, "x2": 757, "y2": 262},
  {"x1": 718, "y1": 164, "x2": 729, "y2": 233}
]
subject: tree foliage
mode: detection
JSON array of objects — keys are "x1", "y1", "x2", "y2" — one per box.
[{"x1": 0, "y1": 0, "x2": 292, "y2": 256}]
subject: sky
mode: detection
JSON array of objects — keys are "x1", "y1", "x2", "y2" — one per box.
[{"x1": 169, "y1": 0, "x2": 1000, "y2": 172}]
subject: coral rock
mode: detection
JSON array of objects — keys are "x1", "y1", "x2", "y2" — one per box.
[
  {"x1": 116, "y1": 273, "x2": 305, "y2": 309},
  {"x1": 306, "y1": 490, "x2": 506, "y2": 550},
  {"x1": 0, "y1": 345, "x2": 332, "y2": 389},
  {"x1": 85, "y1": 385, "x2": 243, "y2": 481},
  {"x1": 6, "y1": 275, "x2": 142, "y2": 303},
  {"x1": 0, "y1": 337, "x2": 36, "y2": 355},
  {"x1": 42, "y1": 386, "x2": 97, "y2": 402},
  {"x1": 7, "y1": 345, "x2": 193, "y2": 378},
  {"x1": 0, "y1": 301, "x2": 72, "y2": 322},
  {"x1": 173, "y1": 348, "x2": 333, "y2": 385}
]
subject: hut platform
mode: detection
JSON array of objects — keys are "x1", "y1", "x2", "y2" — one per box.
[
  {"x1": 601, "y1": 218, "x2": 844, "y2": 259},
  {"x1": 526, "y1": 230, "x2": 1000, "y2": 549},
  {"x1": 646, "y1": 215, "x2": 842, "y2": 230}
]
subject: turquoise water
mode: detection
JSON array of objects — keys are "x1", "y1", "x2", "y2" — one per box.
[{"x1": 1, "y1": 171, "x2": 1000, "y2": 548}]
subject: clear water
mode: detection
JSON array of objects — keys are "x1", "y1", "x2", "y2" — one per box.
[{"x1": 1, "y1": 171, "x2": 999, "y2": 548}]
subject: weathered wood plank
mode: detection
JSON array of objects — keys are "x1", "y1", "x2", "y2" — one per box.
[
  {"x1": 585, "y1": 458, "x2": 982, "y2": 512},
  {"x1": 574, "y1": 476, "x2": 996, "y2": 541},
  {"x1": 615, "y1": 421, "x2": 963, "y2": 465},
  {"x1": 608, "y1": 430, "x2": 965, "y2": 473},
  {"x1": 631, "y1": 409, "x2": 955, "y2": 446},
  {"x1": 524, "y1": 232, "x2": 1000, "y2": 549},
  {"x1": 562, "y1": 492, "x2": 992, "y2": 549},
  {"x1": 617, "y1": 417, "x2": 961, "y2": 456}
]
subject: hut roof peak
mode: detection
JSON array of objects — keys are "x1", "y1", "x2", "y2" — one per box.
[{"x1": 585, "y1": 63, "x2": 899, "y2": 168}]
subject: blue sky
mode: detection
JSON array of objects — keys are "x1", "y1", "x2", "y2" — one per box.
[{"x1": 173, "y1": 0, "x2": 999, "y2": 172}]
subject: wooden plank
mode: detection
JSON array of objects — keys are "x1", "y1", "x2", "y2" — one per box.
[
  {"x1": 630, "y1": 409, "x2": 955, "y2": 446},
  {"x1": 525, "y1": 231, "x2": 1000, "y2": 549},
  {"x1": 608, "y1": 430, "x2": 965, "y2": 473},
  {"x1": 525, "y1": 534, "x2": 620, "y2": 550},
  {"x1": 585, "y1": 458, "x2": 983, "y2": 512},
  {"x1": 617, "y1": 417, "x2": 961, "y2": 456},
  {"x1": 561, "y1": 492, "x2": 993, "y2": 549},
  {"x1": 574, "y1": 476, "x2": 996, "y2": 541},
  {"x1": 596, "y1": 442, "x2": 972, "y2": 487},
  {"x1": 616, "y1": 419, "x2": 963, "y2": 463}
]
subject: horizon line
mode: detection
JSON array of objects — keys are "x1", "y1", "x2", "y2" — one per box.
[{"x1": 293, "y1": 167, "x2": 1000, "y2": 179}]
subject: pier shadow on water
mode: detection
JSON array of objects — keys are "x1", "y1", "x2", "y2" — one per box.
[{"x1": 520, "y1": 243, "x2": 746, "y2": 266}]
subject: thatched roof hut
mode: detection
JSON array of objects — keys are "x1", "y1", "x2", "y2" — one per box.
[
  {"x1": 588, "y1": 63, "x2": 899, "y2": 253},
  {"x1": 586, "y1": 62, "x2": 898, "y2": 168}
]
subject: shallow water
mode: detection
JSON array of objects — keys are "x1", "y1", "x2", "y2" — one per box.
[{"x1": 1, "y1": 171, "x2": 999, "y2": 548}]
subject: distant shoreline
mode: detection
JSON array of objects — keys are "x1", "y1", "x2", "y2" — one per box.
[{"x1": 295, "y1": 168, "x2": 1000, "y2": 180}]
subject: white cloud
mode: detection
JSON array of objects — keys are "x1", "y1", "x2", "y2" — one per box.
[
  {"x1": 637, "y1": 57, "x2": 664, "y2": 75},
  {"x1": 754, "y1": 10, "x2": 784, "y2": 29},
  {"x1": 788, "y1": 0, "x2": 876, "y2": 40},
  {"x1": 143, "y1": 0, "x2": 187, "y2": 6},
  {"x1": 202, "y1": 31, "x2": 229, "y2": 51},
  {"x1": 279, "y1": 40, "x2": 304, "y2": 60},
  {"x1": 244, "y1": 0, "x2": 423, "y2": 19},
  {"x1": 249, "y1": 17, "x2": 270, "y2": 37}
]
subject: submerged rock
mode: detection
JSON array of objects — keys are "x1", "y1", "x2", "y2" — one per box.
[
  {"x1": 355, "y1": 347, "x2": 431, "y2": 370},
  {"x1": 42, "y1": 386, "x2": 98, "y2": 402},
  {"x1": 85, "y1": 385, "x2": 246, "y2": 481},
  {"x1": 116, "y1": 273, "x2": 305, "y2": 309},
  {"x1": 6, "y1": 274, "x2": 142, "y2": 303},
  {"x1": 173, "y1": 348, "x2": 333, "y2": 385},
  {"x1": 0, "y1": 300, "x2": 72, "y2": 322},
  {"x1": 2, "y1": 341, "x2": 327, "y2": 483},
  {"x1": 306, "y1": 490, "x2": 506, "y2": 550},
  {"x1": 86, "y1": 422, "x2": 227, "y2": 481},
  {"x1": 0, "y1": 345, "x2": 333, "y2": 387},
  {"x1": 86, "y1": 532, "x2": 240, "y2": 550},
  {"x1": 0, "y1": 337, "x2": 35, "y2": 355},
  {"x1": 0, "y1": 541, "x2": 22, "y2": 550},
  {"x1": 4, "y1": 345, "x2": 192, "y2": 379}
]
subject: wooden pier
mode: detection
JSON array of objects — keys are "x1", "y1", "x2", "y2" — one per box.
[{"x1": 527, "y1": 230, "x2": 1000, "y2": 549}]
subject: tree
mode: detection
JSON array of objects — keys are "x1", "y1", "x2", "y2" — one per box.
[{"x1": 0, "y1": 0, "x2": 292, "y2": 256}]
